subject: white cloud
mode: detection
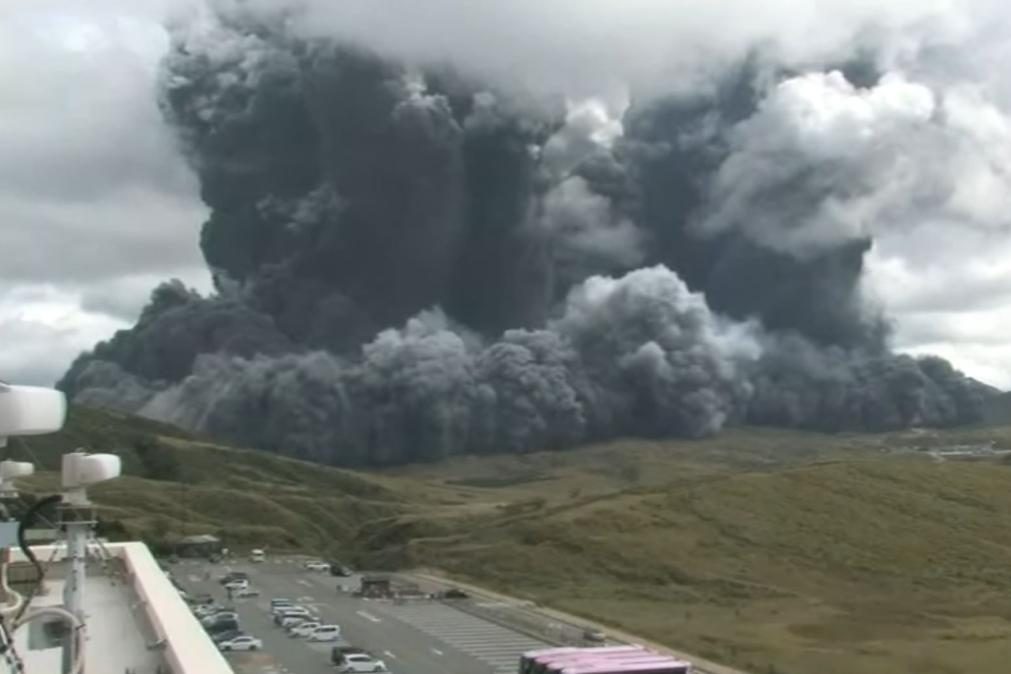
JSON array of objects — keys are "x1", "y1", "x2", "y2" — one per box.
[
  {"x1": 0, "y1": 0, "x2": 209, "y2": 384},
  {"x1": 866, "y1": 227, "x2": 1011, "y2": 388},
  {"x1": 280, "y1": 0, "x2": 985, "y2": 99},
  {"x1": 0, "y1": 284, "x2": 128, "y2": 386}
]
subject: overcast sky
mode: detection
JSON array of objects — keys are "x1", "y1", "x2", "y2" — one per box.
[{"x1": 2, "y1": 0, "x2": 1010, "y2": 389}]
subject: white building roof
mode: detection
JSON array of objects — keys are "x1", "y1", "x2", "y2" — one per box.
[{"x1": 9, "y1": 541, "x2": 231, "y2": 674}]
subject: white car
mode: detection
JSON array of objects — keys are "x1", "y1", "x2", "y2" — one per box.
[
  {"x1": 250, "y1": 548, "x2": 266, "y2": 563},
  {"x1": 304, "y1": 560, "x2": 330, "y2": 572},
  {"x1": 287, "y1": 621, "x2": 320, "y2": 637},
  {"x1": 236, "y1": 586, "x2": 260, "y2": 598},
  {"x1": 306, "y1": 624, "x2": 341, "y2": 642},
  {"x1": 338, "y1": 653, "x2": 387, "y2": 672},
  {"x1": 278, "y1": 613, "x2": 315, "y2": 629},
  {"x1": 224, "y1": 578, "x2": 249, "y2": 591},
  {"x1": 218, "y1": 635, "x2": 263, "y2": 652}
]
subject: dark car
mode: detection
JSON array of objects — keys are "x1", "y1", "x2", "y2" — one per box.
[
  {"x1": 442, "y1": 588, "x2": 469, "y2": 600},
  {"x1": 329, "y1": 562, "x2": 353, "y2": 577},
  {"x1": 206, "y1": 619, "x2": 240, "y2": 635},
  {"x1": 218, "y1": 571, "x2": 248, "y2": 585},
  {"x1": 331, "y1": 646, "x2": 368, "y2": 665},
  {"x1": 211, "y1": 629, "x2": 244, "y2": 644},
  {"x1": 188, "y1": 593, "x2": 215, "y2": 606}
]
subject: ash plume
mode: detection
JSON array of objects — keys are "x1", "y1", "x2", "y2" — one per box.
[{"x1": 59, "y1": 2, "x2": 1001, "y2": 465}]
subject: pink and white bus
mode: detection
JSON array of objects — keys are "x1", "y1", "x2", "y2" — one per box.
[
  {"x1": 560, "y1": 659, "x2": 693, "y2": 674},
  {"x1": 558, "y1": 654, "x2": 691, "y2": 670},
  {"x1": 546, "y1": 654, "x2": 684, "y2": 673},
  {"x1": 521, "y1": 646, "x2": 645, "y2": 674}
]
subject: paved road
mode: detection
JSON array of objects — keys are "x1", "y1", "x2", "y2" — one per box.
[{"x1": 173, "y1": 558, "x2": 547, "y2": 674}]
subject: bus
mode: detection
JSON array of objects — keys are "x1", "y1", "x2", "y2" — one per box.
[
  {"x1": 560, "y1": 660, "x2": 692, "y2": 674},
  {"x1": 539, "y1": 650, "x2": 660, "y2": 674},
  {"x1": 522, "y1": 647, "x2": 645, "y2": 674},
  {"x1": 551, "y1": 656, "x2": 688, "y2": 674}
]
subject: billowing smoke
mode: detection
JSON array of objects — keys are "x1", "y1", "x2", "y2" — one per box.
[{"x1": 60, "y1": 2, "x2": 1002, "y2": 465}]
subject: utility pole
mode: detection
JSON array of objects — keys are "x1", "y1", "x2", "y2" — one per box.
[
  {"x1": 60, "y1": 513, "x2": 89, "y2": 674},
  {"x1": 59, "y1": 451, "x2": 120, "y2": 674},
  {"x1": 61, "y1": 452, "x2": 94, "y2": 674}
]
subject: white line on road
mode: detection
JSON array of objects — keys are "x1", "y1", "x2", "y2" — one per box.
[
  {"x1": 383, "y1": 650, "x2": 398, "y2": 660},
  {"x1": 356, "y1": 610, "x2": 382, "y2": 623},
  {"x1": 431, "y1": 648, "x2": 443, "y2": 656}
]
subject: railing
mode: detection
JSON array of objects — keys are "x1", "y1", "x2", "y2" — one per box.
[
  {"x1": 116, "y1": 542, "x2": 232, "y2": 674},
  {"x1": 10, "y1": 542, "x2": 232, "y2": 674}
]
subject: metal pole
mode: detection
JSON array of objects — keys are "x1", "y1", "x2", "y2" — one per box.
[{"x1": 61, "y1": 518, "x2": 88, "y2": 673}]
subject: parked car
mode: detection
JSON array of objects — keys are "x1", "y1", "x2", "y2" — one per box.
[
  {"x1": 219, "y1": 571, "x2": 248, "y2": 585},
  {"x1": 250, "y1": 548, "x2": 266, "y2": 563},
  {"x1": 306, "y1": 624, "x2": 341, "y2": 642},
  {"x1": 442, "y1": 588, "x2": 469, "y2": 599},
  {"x1": 236, "y1": 586, "x2": 260, "y2": 598},
  {"x1": 287, "y1": 621, "x2": 321, "y2": 638},
  {"x1": 211, "y1": 629, "x2": 244, "y2": 644},
  {"x1": 304, "y1": 560, "x2": 330, "y2": 572},
  {"x1": 205, "y1": 619, "x2": 240, "y2": 635},
  {"x1": 201, "y1": 611, "x2": 239, "y2": 627},
  {"x1": 337, "y1": 653, "x2": 387, "y2": 672},
  {"x1": 188, "y1": 593, "x2": 215, "y2": 606},
  {"x1": 194, "y1": 604, "x2": 226, "y2": 617},
  {"x1": 218, "y1": 635, "x2": 262, "y2": 652},
  {"x1": 274, "y1": 607, "x2": 313, "y2": 627},
  {"x1": 224, "y1": 578, "x2": 249, "y2": 591},
  {"x1": 273, "y1": 605, "x2": 310, "y2": 619},
  {"x1": 278, "y1": 614, "x2": 315, "y2": 629},
  {"x1": 329, "y1": 562, "x2": 354, "y2": 577},
  {"x1": 332, "y1": 646, "x2": 369, "y2": 665}
]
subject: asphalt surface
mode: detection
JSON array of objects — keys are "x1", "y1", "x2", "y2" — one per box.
[{"x1": 173, "y1": 557, "x2": 548, "y2": 674}]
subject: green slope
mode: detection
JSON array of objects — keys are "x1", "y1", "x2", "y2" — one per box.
[{"x1": 11, "y1": 406, "x2": 412, "y2": 556}]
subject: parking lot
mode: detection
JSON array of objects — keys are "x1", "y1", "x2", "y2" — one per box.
[{"x1": 173, "y1": 556, "x2": 549, "y2": 674}]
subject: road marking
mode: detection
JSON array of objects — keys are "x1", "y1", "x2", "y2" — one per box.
[
  {"x1": 431, "y1": 648, "x2": 443, "y2": 656},
  {"x1": 356, "y1": 610, "x2": 382, "y2": 623},
  {"x1": 383, "y1": 650, "x2": 398, "y2": 660}
]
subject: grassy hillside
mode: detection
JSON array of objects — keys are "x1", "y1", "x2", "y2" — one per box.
[
  {"x1": 10, "y1": 406, "x2": 426, "y2": 556},
  {"x1": 14, "y1": 406, "x2": 1011, "y2": 674},
  {"x1": 377, "y1": 427, "x2": 1011, "y2": 674}
]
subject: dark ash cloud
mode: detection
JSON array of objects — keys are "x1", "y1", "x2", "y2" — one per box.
[{"x1": 57, "y1": 2, "x2": 1004, "y2": 466}]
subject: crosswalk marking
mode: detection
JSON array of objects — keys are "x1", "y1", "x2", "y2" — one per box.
[{"x1": 377, "y1": 602, "x2": 547, "y2": 674}]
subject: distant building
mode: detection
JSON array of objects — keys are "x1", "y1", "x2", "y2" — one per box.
[{"x1": 175, "y1": 534, "x2": 222, "y2": 558}]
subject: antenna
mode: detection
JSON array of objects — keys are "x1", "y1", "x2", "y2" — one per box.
[
  {"x1": 59, "y1": 451, "x2": 121, "y2": 674},
  {"x1": 0, "y1": 382, "x2": 67, "y2": 450},
  {"x1": 0, "y1": 383, "x2": 65, "y2": 670}
]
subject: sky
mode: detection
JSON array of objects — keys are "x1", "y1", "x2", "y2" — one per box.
[{"x1": 2, "y1": 0, "x2": 1010, "y2": 389}]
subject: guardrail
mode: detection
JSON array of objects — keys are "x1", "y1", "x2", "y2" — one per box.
[{"x1": 117, "y1": 542, "x2": 233, "y2": 674}]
